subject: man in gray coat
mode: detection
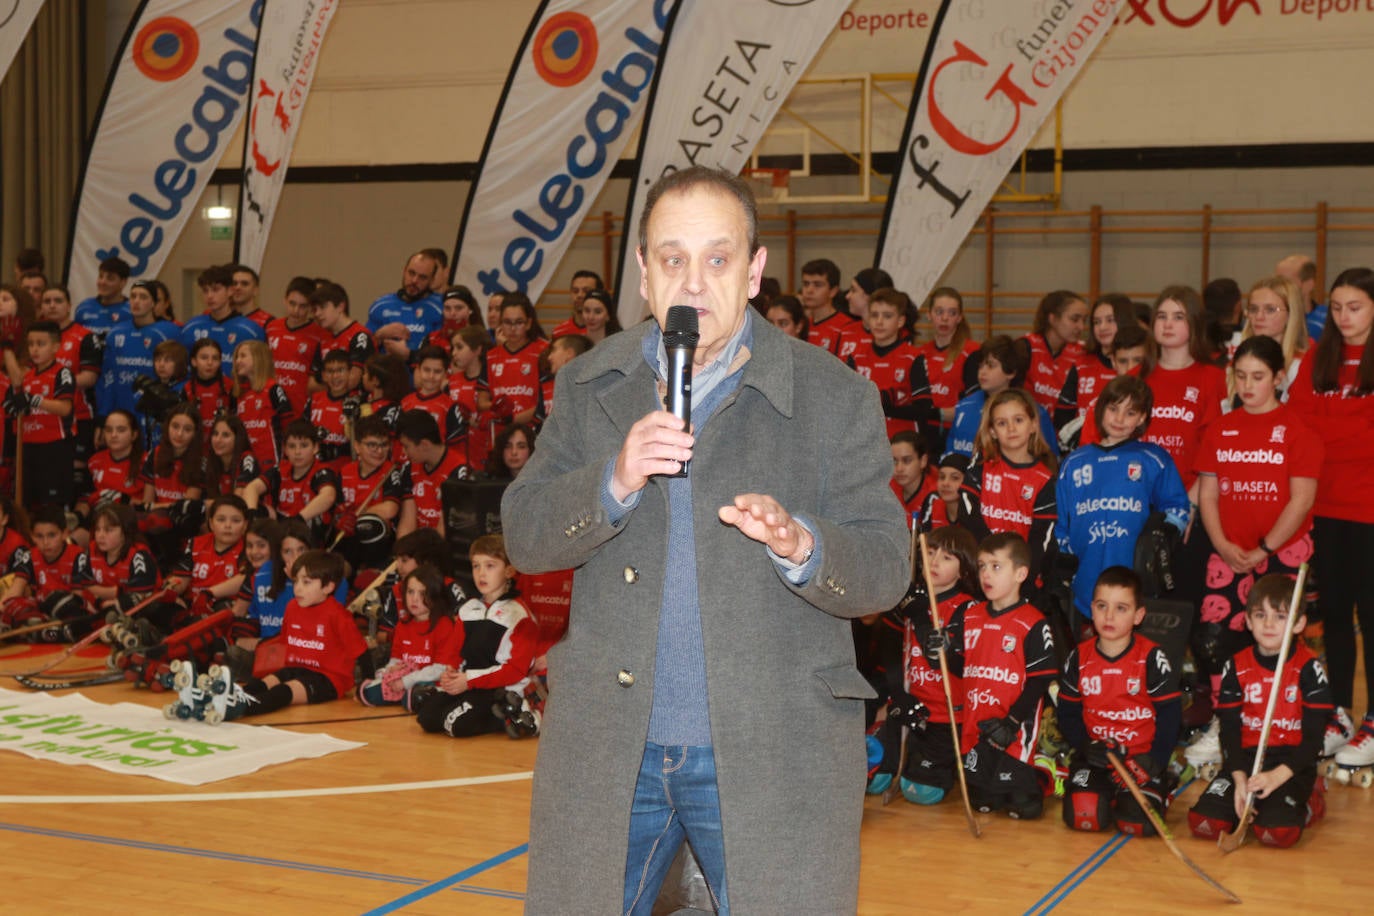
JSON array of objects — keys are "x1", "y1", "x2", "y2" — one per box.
[{"x1": 503, "y1": 166, "x2": 910, "y2": 914}]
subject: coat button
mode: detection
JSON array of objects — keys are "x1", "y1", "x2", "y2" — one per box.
[
  {"x1": 617, "y1": 669, "x2": 635, "y2": 687},
  {"x1": 623, "y1": 566, "x2": 639, "y2": 584}
]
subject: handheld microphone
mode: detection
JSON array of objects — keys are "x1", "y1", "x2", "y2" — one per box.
[{"x1": 663, "y1": 305, "x2": 699, "y2": 478}]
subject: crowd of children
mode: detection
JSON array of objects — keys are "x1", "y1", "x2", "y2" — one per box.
[{"x1": 1, "y1": 246, "x2": 1371, "y2": 846}]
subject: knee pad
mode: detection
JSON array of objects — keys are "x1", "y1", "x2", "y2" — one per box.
[
  {"x1": 1063, "y1": 786, "x2": 1112, "y2": 832},
  {"x1": 1007, "y1": 791, "x2": 1044, "y2": 821},
  {"x1": 1254, "y1": 824, "x2": 1301, "y2": 849},
  {"x1": 40, "y1": 590, "x2": 88, "y2": 622},
  {"x1": 900, "y1": 778, "x2": 946, "y2": 805},
  {"x1": 1187, "y1": 810, "x2": 1233, "y2": 840},
  {"x1": 1114, "y1": 809, "x2": 1157, "y2": 838}
]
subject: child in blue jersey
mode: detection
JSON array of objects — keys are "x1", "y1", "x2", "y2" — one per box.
[
  {"x1": 947, "y1": 335, "x2": 1058, "y2": 459},
  {"x1": 1054, "y1": 375, "x2": 1190, "y2": 623}
]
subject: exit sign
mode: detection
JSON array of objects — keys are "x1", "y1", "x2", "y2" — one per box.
[{"x1": 210, "y1": 225, "x2": 234, "y2": 241}]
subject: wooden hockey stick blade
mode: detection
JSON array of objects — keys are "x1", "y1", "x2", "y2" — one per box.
[
  {"x1": 1, "y1": 589, "x2": 168, "y2": 678},
  {"x1": 1218, "y1": 563, "x2": 1308, "y2": 855},
  {"x1": 881, "y1": 724, "x2": 910, "y2": 806},
  {"x1": 14, "y1": 672, "x2": 125, "y2": 691},
  {"x1": 918, "y1": 533, "x2": 981, "y2": 838},
  {"x1": 1107, "y1": 751, "x2": 1241, "y2": 903},
  {"x1": 347, "y1": 559, "x2": 400, "y2": 618}
]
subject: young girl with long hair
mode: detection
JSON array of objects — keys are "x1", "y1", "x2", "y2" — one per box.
[
  {"x1": 1144, "y1": 285, "x2": 1227, "y2": 492},
  {"x1": 357, "y1": 564, "x2": 456, "y2": 708},
  {"x1": 232, "y1": 339, "x2": 291, "y2": 469}
]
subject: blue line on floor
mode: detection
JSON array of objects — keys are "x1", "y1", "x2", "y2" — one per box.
[
  {"x1": 361, "y1": 844, "x2": 529, "y2": 915},
  {"x1": 0, "y1": 821, "x2": 526, "y2": 900},
  {"x1": 1022, "y1": 832, "x2": 1130, "y2": 916},
  {"x1": 1034, "y1": 833, "x2": 1131, "y2": 915}
]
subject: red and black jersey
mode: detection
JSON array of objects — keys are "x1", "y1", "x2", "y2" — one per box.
[
  {"x1": 1218, "y1": 644, "x2": 1331, "y2": 754},
  {"x1": 141, "y1": 447, "x2": 202, "y2": 502},
  {"x1": 550, "y1": 317, "x2": 586, "y2": 339},
  {"x1": 335, "y1": 461, "x2": 398, "y2": 515},
  {"x1": 236, "y1": 381, "x2": 291, "y2": 469},
  {"x1": 259, "y1": 460, "x2": 340, "y2": 519},
  {"x1": 480, "y1": 339, "x2": 548, "y2": 416},
  {"x1": 265, "y1": 317, "x2": 324, "y2": 421},
  {"x1": 440, "y1": 596, "x2": 537, "y2": 691},
  {"x1": 955, "y1": 598, "x2": 1056, "y2": 760},
  {"x1": 1062, "y1": 351, "x2": 1116, "y2": 423},
  {"x1": 1, "y1": 527, "x2": 31, "y2": 574},
  {"x1": 807, "y1": 311, "x2": 859, "y2": 358},
  {"x1": 891, "y1": 471, "x2": 937, "y2": 528},
  {"x1": 87, "y1": 449, "x2": 145, "y2": 508},
  {"x1": 400, "y1": 389, "x2": 467, "y2": 444},
  {"x1": 836, "y1": 322, "x2": 871, "y2": 363},
  {"x1": 919, "y1": 490, "x2": 955, "y2": 531},
  {"x1": 313, "y1": 320, "x2": 375, "y2": 374},
  {"x1": 902, "y1": 589, "x2": 975, "y2": 725},
  {"x1": 1059, "y1": 635, "x2": 1178, "y2": 758},
  {"x1": 447, "y1": 371, "x2": 480, "y2": 420},
  {"x1": 915, "y1": 338, "x2": 980, "y2": 412},
  {"x1": 279, "y1": 596, "x2": 368, "y2": 696},
  {"x1": 208, "y1": 450, "x2": 259, "y2": 497},
  {"x1": 73, "y1": 543, "x2": 161, "y2": 592},
  {"x1": 10, "y1": 541, "x2": 82, "y2": 599},
  {"x1": 20, "y1": 362, "x2": 76, "y2": 443},
  {"x1": 307, "y1": 389, "x2": 354, "y2": 466},
  {"x1": 185, "y1": 372, "x2": 235, "y2": 444},
  {"x1": 388, "y1": 615, "x2": 455, "y2": 669},
  {"x1": 961, "y1": 457, "x2": 1056, "y2": 542},
  {"x1": 57, "y1": 321, "x2": 101, "y2": 421},
  {"x1": 533, "y1": 372, "x2": 557, "y2": 425},
  {"x1": 1023, "y1": 333, "x2": 1084, "y2": 415},
  {"x1": 240, "y1": 308, "x2": 272, "y2": 331},
  {"x1": 847, "y1": 339, "x2": 934, "y2": 439},
  {"x1": 172, "y1": 533, "x2": 245, "y2": 595},
  {"x1": 389, "y1": 447, "x2": 470, "y2": 531}
]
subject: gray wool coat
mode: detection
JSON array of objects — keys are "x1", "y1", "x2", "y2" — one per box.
[{"x1": 502, "y1": 316, "x2": 910, "y2": 914}]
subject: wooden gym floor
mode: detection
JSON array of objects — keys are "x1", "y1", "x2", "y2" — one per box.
[{"x1": 0, "y1": 645, "x2": 1367, "y2": 915}]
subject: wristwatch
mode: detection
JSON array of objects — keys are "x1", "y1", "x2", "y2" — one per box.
[{"x1": 1258, "y1": 537, "x2": 1275, "y2": 555}]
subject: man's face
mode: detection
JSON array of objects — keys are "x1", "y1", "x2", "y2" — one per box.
[
  {"x1": 570, "y1": 276, "x2": 598, "y2": 316},
  {"x1": 284, "y1": 291, "x2": 312, "y2": 324},
  {"x1": 39, "y1": 289, "x2": 70, "y2": 323},
  {"x1": 403, "y1": 256, "x2": 436, "y2": 299},
  {"x1": 799, "y1": 272, "x2": 836, "y2": 314},
  {"x1": 20, "y1": 275, "x2": 44, "y2": 303},
  {"x1": 96, "y1": 270, "x2": 125, "y2": 302},
  {"x1": 201, "y1": 282, "x2": 230, "y2": 314},
  {"x1": 637, "y1": 185, "x2": 766, "y2": 369},
  {"x1": 231, "y1": 271, "x2": 258, "y2": 309}
]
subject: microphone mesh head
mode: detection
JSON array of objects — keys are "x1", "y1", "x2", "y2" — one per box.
[{"x1": 663, "y1": 305, "x2": 699, "y2": 346}]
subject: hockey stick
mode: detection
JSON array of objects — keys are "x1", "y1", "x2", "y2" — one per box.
[
  {"x1": 14, "y1": 672, "x2": 125, "y2": 691},
  {"x1": 1218, "y1": 563, "x2": 1308, "y2": 854},
  {"x1": 883, "y1": 520, "x2": 920, "y2": 806},
  {"x1": 1106, "y1": 749, "x2": 1241, "y2": 903},
  {"x1": 919, "y1": 533, "x2": 981, "y2": 838},
  {"x1": 0, "y1": 589, "x2": 169, "y2": 677},
  {"x1": 347, "y1": 558, "x2": 399, "y2": 618}
]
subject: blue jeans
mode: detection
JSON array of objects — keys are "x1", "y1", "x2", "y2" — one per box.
[{"x1": 623, "y1": 742, "x2": 728, "y2": 915}]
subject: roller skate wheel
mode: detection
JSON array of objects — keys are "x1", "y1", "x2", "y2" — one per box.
[
  {"x1": 1322, "y1": 759, "x2": 1340, "y2": 778},
  {"x1": 1358, "y1": 770, "x2": 1374, "y2": 789},
  {"x1": 207, "y1": 664, "x2": 223, "y2": 679},
  {"x1": 119, "y1": 630, "x2": 140, "y2": 650},
  {"x1": 208, "y1": 678, "x2": 227, "y2": 696},
  {"x1": 196, "y1": 673, "x2": 213, "y2": 690},
  {"x1": 173, "y1": 670, "x2": 191, "y2": 690},
  {"x1": 123, "y1": 667, "x2": 141, "y2": 683},
  {"x1": 157, "y1": 670, "x2": 176, "y2": 691},
  {"x1": 204, "y1": 709, "x2": 224, "y2": 726},
  {"x1": 104, "y1": 610, "x2": 123, "y2": 626},
  {"x1": 106, "y1": 653, "x2": 122, "y2": 671},
  {"x1": 174, "y1": 703, "x2": 193, "y2": 720},
  {"x1": 163, "y1": 703, "x2": 179, "y2": 720},
  {"x1": 1334, "y1": 768, "x2": 1352, "y2": 785},
  {"x1": 1198, "y1": 763, "x2": 1220, "y2": 782}
]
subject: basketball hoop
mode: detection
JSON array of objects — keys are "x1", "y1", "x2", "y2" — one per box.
[{"x1": 741, "y1": 167, "x2": 790, "y2": 202}]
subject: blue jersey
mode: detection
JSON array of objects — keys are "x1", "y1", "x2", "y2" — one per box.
[
  {"x1": 98, "y1": 318, "x2": 180, "y2": 416},
  {"x1": 1055, "y1": 439, "x2": 1190, "y2": 617},
  {"x1": 181, "y1": 313, "x2": 266, "y2": 375},
  {"x1": 74, "y1": 298, "x2": 131, "y2": 341},
  {"x1": 367, "y1": 291, "x2": 443, "y2": 352},
  {"x1": 946, "y1": 389, "x2": 1060, "y2": 460},
  {"x1": 1306, "y1": 303, "x2": 1327, "y2": 345},
  {"x1": 247, "y1": 559, "x2": 347, "y2": 637}
]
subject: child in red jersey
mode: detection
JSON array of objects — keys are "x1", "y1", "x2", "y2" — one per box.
[
  {"x1": 310, "y1": 281, "x2": 375, "y2": 392},
  {"x1": 83, "y1": 410, "x2": 146, "y2": 526},
  {"x1": 401, "y1": 345, "x2": 467, "y2": 444},
  {"x1": 919, "y1": 454, "x2": 971, "y2": 532},
  {"x1": 415, "y1": 535, "x2": 539, "y2": 738},
  {"x1": 0, "y1": 505, "x2": 84, "y2": 635},
  {"x1": 0, "y1": 495, "x2": 31, "y2": 578},
  {"x1": 232, "y1": 340, "x2": 291, "y2": 469},
  {"x1": 1058, "y1": 567, "x2": 1181, "y2": 836},
  {"x1": 140, "y1": 403, "x2": 207, "y2": 559},
  {"x1": 72, "y1": 503, "x2": 166, "y2": 626},
  {"x1": 243, "y1": 420, "x2": 340, "y2": 534},
  {"x1": 310, "y1": 349, "x2": 362, "y2": 466},
  {"x1": 914, "y1": 287, "x2": 979, "y2": 449},
  {"x1": 943, "y1": 533, "x2": 1057, "y2": 819},
  {"x1": 264, "y1": 276, "x2": 323, "y2": 422},
  {"x1": 167, "y1": 495, "x2": 249, "y2": 612},
  {"x1": 205, "y1": 415, "x2": 260, "y2": 499},
  {"x1": 869, "y1": 526, "x2": 980, "y2": 805},
  {"x1": 532, "y1": 333, "x2": 592, "y2": 428},
  {"x1": 477, "y1": 293, "x2": 548, "y2": 428},
  {"x1": 448, "y1": 325, "x2": 488, "y2": 421},
  {"x1": 140, "y1": 339, "x2": 189, "y2": 450},
  {"x1": 1062, "y1": 295, "x2": 1136, "y2": 429},
  {"x1": 184, "y1": 338, "x2": 234, "y2": 447},
  {"x1": 1021, "y1": 290, "x2": 1089, "y2": 424},
  {"x1": 889, "y1": 430, "x2": 936, "y2": 527},
  {"x1": 960, "y1": 389, "x2": 1058, "y2": 577},
  {"x1": 220, "y1": 550, "x2": 370, "y2": 720},
  {"x1": 1287, "y1": 267, "x2": 1374, "y2": 766},
  {"x1": 847, "y1": 288, "x2": 933, "y2": 439},
  {"x1": 357, "y1": 564, "x2": 456, "y2": 708},
  {"x1": 1144, "y1": 285, "x2": 1226, "y2": 492},
  {"x1": 427, "y1": 286, "x2": 479, "y2": 353},
  {"x1": 332, "y1": 415, "x2": 403, "y2": 574},
  {"x1": 8, "y1": 321, "x2": 76, "y2": 508},
  {"x1": 1188, "y1": 574, "x2": 1332, "y2": 847},
  {"x1": 392, "y1": 409, "x2": 471, "y2": 539}
]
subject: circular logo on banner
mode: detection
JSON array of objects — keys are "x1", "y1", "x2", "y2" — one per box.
[
  {"x1": 132, "y1": 17, "x2": 200, "y2": 82},
  {"x1": 531, "y1": 12, "x2": 598, "y2": 87}
]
